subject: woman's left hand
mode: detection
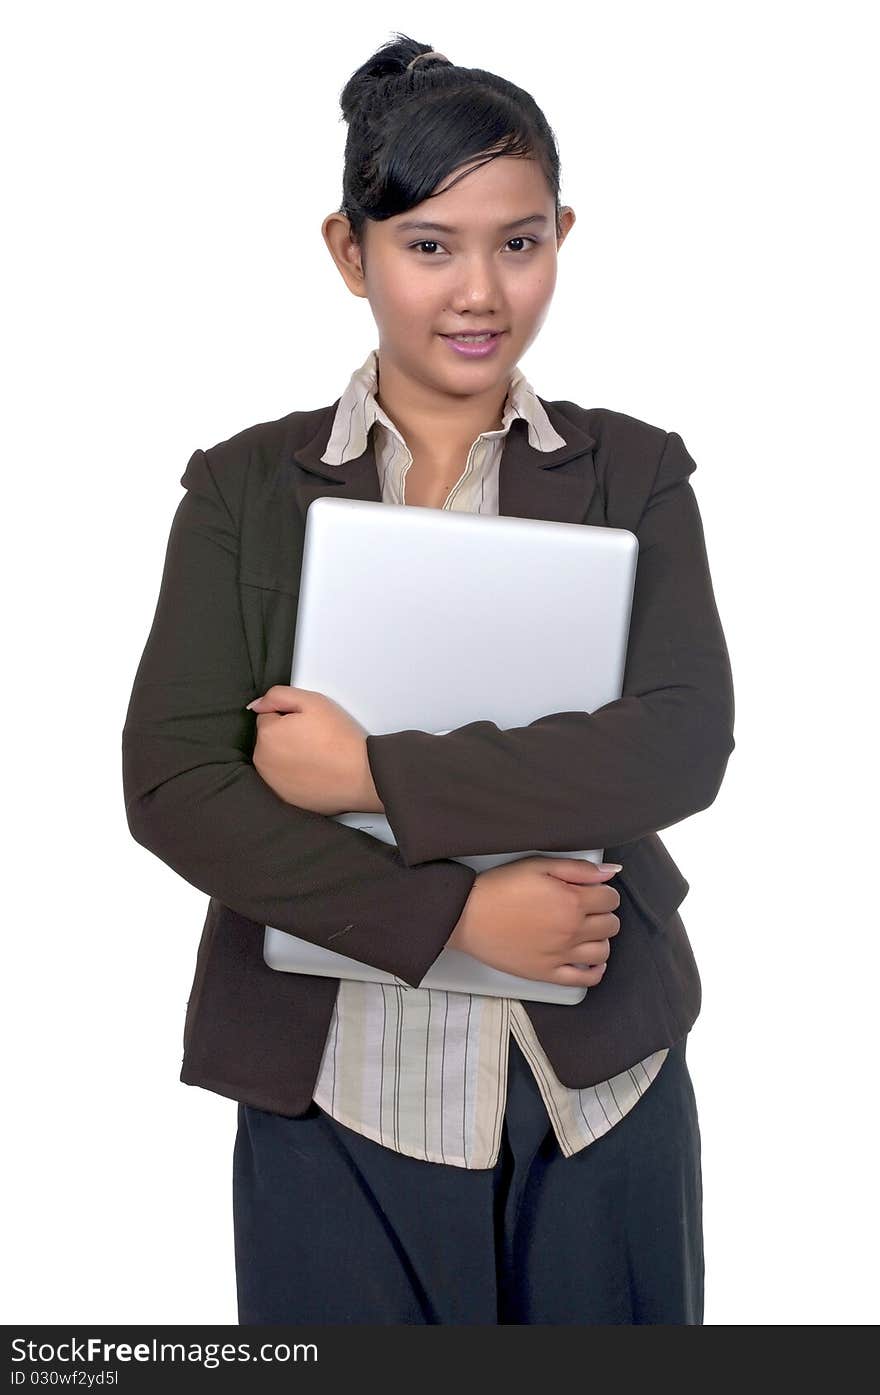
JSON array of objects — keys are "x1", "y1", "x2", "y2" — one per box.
[{"x1": 246, "y1": 685, "x2": 379, "y2": 815}]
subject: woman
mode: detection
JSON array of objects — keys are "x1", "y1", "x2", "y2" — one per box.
[{"x1": 122, "y1": 34, "x2": 735, "y2": 1325}]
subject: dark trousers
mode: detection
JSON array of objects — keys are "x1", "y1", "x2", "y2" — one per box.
[{"x1": 233, "y1": 1032, "x2": 704, "y2": 1324}]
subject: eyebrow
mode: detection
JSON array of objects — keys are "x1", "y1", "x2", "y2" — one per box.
[{"x1": 393, "y1": 213, "x2": 550, "y2": 235}]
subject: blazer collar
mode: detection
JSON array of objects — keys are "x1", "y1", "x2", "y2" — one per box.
[{"x1": 282, "y1": 396, "x2": 598, "y2": 526}]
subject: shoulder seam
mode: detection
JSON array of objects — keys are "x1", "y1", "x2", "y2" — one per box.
[{"x1": 200, "y1": 443, "x2": 245, "y2": 554}]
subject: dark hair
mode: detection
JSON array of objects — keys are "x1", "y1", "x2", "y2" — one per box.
[{"x1": 337, "y1": 33, "x2": 563, "y2": 265}]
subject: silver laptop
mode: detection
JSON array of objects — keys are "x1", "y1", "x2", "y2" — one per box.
[{"x1": 263, "y1": 496, "x2": 638, "y2": 1005}]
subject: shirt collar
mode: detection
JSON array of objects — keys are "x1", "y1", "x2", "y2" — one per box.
[{"x1": 320, "y1": 347, "x2": 567, "y2": 464}]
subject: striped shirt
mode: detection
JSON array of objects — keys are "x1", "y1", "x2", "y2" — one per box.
[{"x1": 310, "y1": 347, "x2": 669, "y2": 1168}]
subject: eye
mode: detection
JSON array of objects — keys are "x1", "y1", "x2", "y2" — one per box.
[{"x1": 407, "y1": 237, "x2": 539, "y2": 256}]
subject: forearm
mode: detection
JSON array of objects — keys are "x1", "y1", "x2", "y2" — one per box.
[
  {"x1": 366, "y1": 693, "x2": 733, "y2": 865},
  {"x1": 123, "y1": 739, "x2": 469, "y2": 984}
]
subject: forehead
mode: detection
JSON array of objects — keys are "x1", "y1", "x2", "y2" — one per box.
[{"x1": 383, "y1": 155, "x2": 553, "y2": 235}]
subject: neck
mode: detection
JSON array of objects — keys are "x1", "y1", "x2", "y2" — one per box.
[{"x1": 374, "y1": 352, "x2": 510, "y2": 468}]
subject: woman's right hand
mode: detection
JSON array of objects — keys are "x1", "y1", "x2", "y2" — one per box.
[{"x1": 446, "y1": 856, "x2": 622, "y2": 988}]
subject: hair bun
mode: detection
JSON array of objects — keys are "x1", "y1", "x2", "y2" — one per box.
[{"x1": 405, "y1": 50, "x2": 451, "y2": 71}]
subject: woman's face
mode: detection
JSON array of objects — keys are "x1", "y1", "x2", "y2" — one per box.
[{"x1": 324, "y1": 154, "x2": 575, "y2": 402}]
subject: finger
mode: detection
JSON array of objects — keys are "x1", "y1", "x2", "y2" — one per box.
[
  {"x1": 544, "y1": 858, "x2": 621, "y2": 884},
  {"x1": 247, "y1": 688, "x2": 306, "y2": 713},
  {"x1": 579, "y1": 909, "x2": 621, "y2": 938},
  {"x1": 254, "y1": 711, "x2": 285, "y2": 729},
  {"x1": 577, "y1": 886, "x2": 621, "y2": 913},
  {"x1": 567, "y1": 937, "x2": 611, "y2": 967},
  {"x1": 552, "y1": 962, "x2": 608, "y2": 986}
]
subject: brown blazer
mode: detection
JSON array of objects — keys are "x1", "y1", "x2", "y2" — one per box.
[{"x1": 121, "y1": 396, "x2": 735, "y2": 1115}]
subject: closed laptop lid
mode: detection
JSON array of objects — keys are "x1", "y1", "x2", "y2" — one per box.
[
  {"x1": 264, "y1": 495, "x2": 638, "y2": 1005},
  {"x1": 291, "y1": 496, "x2": 639, "y2": 731}
]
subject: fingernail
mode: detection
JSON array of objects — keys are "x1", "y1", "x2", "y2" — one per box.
[
  {"x1": 245, "y1": 700, "x2": 258, "y2": 710},
  {"x1": 595, "y1": 862, "x2": 623, "y2": 872}
]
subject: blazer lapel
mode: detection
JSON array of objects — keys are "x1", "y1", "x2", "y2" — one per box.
[{"x1": 284, "y1": 398, "x2": 599, "y2": 527}]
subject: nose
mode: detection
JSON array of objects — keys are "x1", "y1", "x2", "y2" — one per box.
[{"x1": 448, "y1": 254, "x2": 504, "y2": 307}]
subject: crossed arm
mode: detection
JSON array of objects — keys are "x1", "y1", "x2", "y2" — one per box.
[{"x1": 122, "y1": 429, "x2": 733, "y2": 984}]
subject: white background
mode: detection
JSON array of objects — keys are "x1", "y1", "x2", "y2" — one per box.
[{"x1": 4, "y1": 0, "x2": 877, "y2": 1325}]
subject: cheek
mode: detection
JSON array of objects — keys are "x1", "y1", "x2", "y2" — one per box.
[
  {"x1": 529, "y1": 257, "x2": 558, "y2": 299},
  {"x1": 518, "y1": 270, "x2": 557, "y2": 321},
  {"x1": 372, "y1": 260, "x2": 433, "y2": 312},
  {"x1": 374, "y1": 287, "x2": 438, "y2": 338}
]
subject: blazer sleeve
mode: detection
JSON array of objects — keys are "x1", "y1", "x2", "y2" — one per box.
[
  {"x1": 121, "y1": 445, "x2": 476, "y2": 987},
  {"x1": 364, "y1": 430, "x2": 736, "y2": 865}
]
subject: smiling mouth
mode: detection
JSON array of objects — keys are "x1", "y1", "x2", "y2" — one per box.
[{"x1": 439, "y1": 331, "x2": 505, "y2": 342}]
